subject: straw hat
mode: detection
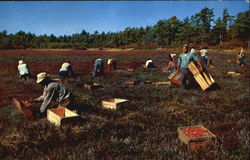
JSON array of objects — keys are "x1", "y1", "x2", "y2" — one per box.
[{"x1": 37, "y1": 72, "x2": 49, "y2": 83}]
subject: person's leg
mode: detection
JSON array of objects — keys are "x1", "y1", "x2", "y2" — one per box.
[
  {"x1": 93, "y1": 63, "x2": 98, "y2": 77},
  {"x1": 107, "y1": 64, "x2": 111, "y2": 72},
  {"x1": 180, "y1": 69, "x2": 188, "y2": 89},
  {"x1": 113, "y1": 61, "x2": 117, "y2": 70}
]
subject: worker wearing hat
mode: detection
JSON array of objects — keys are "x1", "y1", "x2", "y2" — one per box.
[
  {"x1": 30, "y1": 72, "x2": 74, "y2": 116},
  {"x1": 177, "y1": 44, "x2": 203, "y2": 89}
]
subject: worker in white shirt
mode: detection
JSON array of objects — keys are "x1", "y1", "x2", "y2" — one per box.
[
  {"x1": 59, "y1": 60, "x2": 74, "y2": 78},
  {"x1": 145, "y1": 60, "x2": 154, "y2": 68},
  {"x1": 107, "y1": 59, "x2": 117, "y2": 73},
  {"x1": 17, "y1": 60, "x2": 31, "y2": 80}
]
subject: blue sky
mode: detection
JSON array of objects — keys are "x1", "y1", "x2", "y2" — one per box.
[{"x1": 0, "y1": 1, "x2": 249, "y2": 36}]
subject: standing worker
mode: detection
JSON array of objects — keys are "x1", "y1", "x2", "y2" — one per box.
[
  {"x1": 30, "y1": 72, "x2": 74, "y2": 117},
  {"x1": 177, "y1": 44, "x2": 203, "y2": 89},
  {"x1": 93, "y1": 58, "x2": 104, "y2": 77},
  {"x1": 107, "y1": 58, "x2": 117, "y2": 73},
  {"x1": 17, "y1": 60, "x2": 31, "y2": 80},
  {"x1": 238, "y1": 46, "x2": 246, "y2": 66},
  {"x1": 59, "y1": 60, "x2": 74, "y2": 78}
]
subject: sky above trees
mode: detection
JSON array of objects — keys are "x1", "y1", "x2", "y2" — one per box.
[{"x1": 0, "y1": 1, "x2": 249, "y2": 36}]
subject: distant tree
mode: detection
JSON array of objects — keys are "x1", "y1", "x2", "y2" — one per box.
[
  {"x1": 195, "y1": 7, "x2": 214, "y2": 44},
  {"x1": 231, "y1": 10, "x2": 250, "y2": 41}
]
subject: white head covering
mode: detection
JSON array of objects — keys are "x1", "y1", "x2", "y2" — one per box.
[
  {"x1": 200, "y1": 49, "x2": 208, "y2": 56},
  {"x1": 18, "y1": 60, "x2": 24, "y2": 65},
  {"x1": 170, "y1": 53, "x2": 176, "y2": 59},
  {"x1": 190, "y1": 48, "x2": 196, "y2": 54}
]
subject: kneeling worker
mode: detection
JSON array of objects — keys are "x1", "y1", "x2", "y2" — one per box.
[
  {"x1": 145, "y1": 60, "x2": 154, "y2": 68},
  {"x1": 30, "y1": 72, "x2": 74, "y2": 116}
]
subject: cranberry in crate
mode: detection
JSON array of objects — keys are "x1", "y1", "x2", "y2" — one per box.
[{"x1": 177, "y1": 125, "x2": 216, "y2": 151}]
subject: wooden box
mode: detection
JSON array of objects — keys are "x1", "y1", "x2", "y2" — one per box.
[
  {"x1": 47, "y1": 107, "x2": 80, "y2": 126},
  {"x1": 102, "y1": 98, "x2": 129, "y2": 110},
  {"x1": 188, "y1": 61, "x2": 215, "y2": 91},
  {"x1": 177, "y1": 125, "x2": 216, "y2": 151},
  {"x1": 152, "y1": 81, "x2": 171, "y2": 85},
  {"x1": 12, "y1": 98, "x2": 34, "y2": 119},
  {"x1": 168, "y1": 70, "x2": 182, "y2": 86},
  {"x1": 84, "y1": 82, "x2": 102, "y2": 90},
  {"x1": 127, "y1": 68, "x2": 135, "y2": 72}
]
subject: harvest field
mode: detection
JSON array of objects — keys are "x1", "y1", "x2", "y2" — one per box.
[{"x1": 0, "y1": 49, "x2": 249, "y2": 159}]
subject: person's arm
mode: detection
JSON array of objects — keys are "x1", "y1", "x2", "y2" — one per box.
[
  {"x1": 39, "y1": 86, "x2": 55, "y2": 113},
  {"x1": 192, "y1": 53, "x2": 203, "y2": 71}
]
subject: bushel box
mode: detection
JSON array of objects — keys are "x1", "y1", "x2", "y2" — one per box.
[
  {"x1": 47, "y1": 107, "x2": 81, "y2": 126},
  {"x1": 177, "y1": 125, "x2": 216, "y2": 151}
]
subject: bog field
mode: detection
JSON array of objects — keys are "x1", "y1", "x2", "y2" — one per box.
[{"x1": 0, "y1": 49, "x2": 249, "y2": 159}]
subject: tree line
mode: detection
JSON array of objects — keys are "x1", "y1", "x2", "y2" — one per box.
[{"x1": 0, "y1": 8, "x2": 249, "y2": 50}]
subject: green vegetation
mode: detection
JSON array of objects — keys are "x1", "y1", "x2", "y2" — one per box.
[
  {"x1": 0, "y1": 8, "x2": 249, "y2": 50},
  {"x1": 0, "y1": 50, "x2": 249, "y2": 159}
]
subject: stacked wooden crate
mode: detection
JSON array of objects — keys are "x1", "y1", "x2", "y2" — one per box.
[{"x1": 188, "y1": 61, "x2": 215, "y2": 90}]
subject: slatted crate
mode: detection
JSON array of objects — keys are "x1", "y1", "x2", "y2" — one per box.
[
  {"x1": 188, "y1": 61, "x2": 215, "y2": 91},
  {"x1": 12, "y1": 97, "x2": 34, "y2": 119},
  {"x1": 102, "y1": 98, "x2": 129, "y2": 110},
  {"x1": 168, "y1": 70, "x2": 182, "y2": 86},
  {"x1": 177, "y1": 125, "x2": 216, "y2": 152},
  {"x1": 84, "y1": 82, "x2": 102, "y2": 90},
  {"x1": 152, "y1": 81, "x2": 171, "y2": 85},
  {"x1": 47, "y1": 107, "x2": 81, "y2": 126}
]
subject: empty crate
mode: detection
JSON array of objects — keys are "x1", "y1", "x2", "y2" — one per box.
[
  {"x1": 102, "y1": 98, "x2": 129, "y2": 110},
  {"x1": 47, "y1": 107, "x2": 80, "y2": 126}
]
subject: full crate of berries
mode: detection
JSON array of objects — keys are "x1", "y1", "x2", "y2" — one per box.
[{"x1": 177, "y1": 125, "x2": 216, "y2": 151}]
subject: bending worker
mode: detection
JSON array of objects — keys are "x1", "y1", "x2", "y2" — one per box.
[
  {"x1": 30, "y1": 72, "x2": 74, "y2": 116},
  {"x1": 17, "y1": 60, "x2": 31, "y2": 80},
  {"x1": 107, "y1": 58, "x2": 117, "y2": 73},
  {"x1": 177, "y1": 44, "x2": 203, "y2": 89},
  {"x1": 145, "y1": 60, "x2": 154, "y2": 68},
  {"x1": 59, "y1": 60, "x2": 74, "y2": 78},
  {"x1": 93, "y1": 58, "x2": 104, "y2": 77}
]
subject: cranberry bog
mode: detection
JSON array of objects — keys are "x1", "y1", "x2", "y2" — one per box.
[{"x1": 0, "y1": 49, "x2": 249, "y2": 159}]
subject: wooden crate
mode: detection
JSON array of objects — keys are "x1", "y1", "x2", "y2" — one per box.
[
  {"x1": 47, "y1": 107, "x2": 80, "y2": 126},
  {"x1": 102, "y1": 98, "x2": 128, "y2": 110},
  {"x1": 123, "y1": 80, "x2": 136, "y2": 85},
  {"x1": 168, "y1": 70, "x2": 178, "y2": 79},
  {"x1": 84, "y1": 82, "x2": 102, "y2": 89},
  {"x1": 188, "y1": 61, "x2": 200, "y2": 75},
  {"x1": 12, "y1": 97, "x2": 34, "y2": 119},
  {"x1": 127, "y1": 68, "x2": 135, "y2": 72},
  {"x1": 177, "y1": 125, "x2": 216, "y2": 152},
  {"x1": 168, "y1": 70, "x2": 182, "y2": 86},
  {"x1": 188, "y1": 61, "x2": 215, "y2": 91},
  {"x1": 152, "y1": 81, "x2": 171, "y2": 85}
]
